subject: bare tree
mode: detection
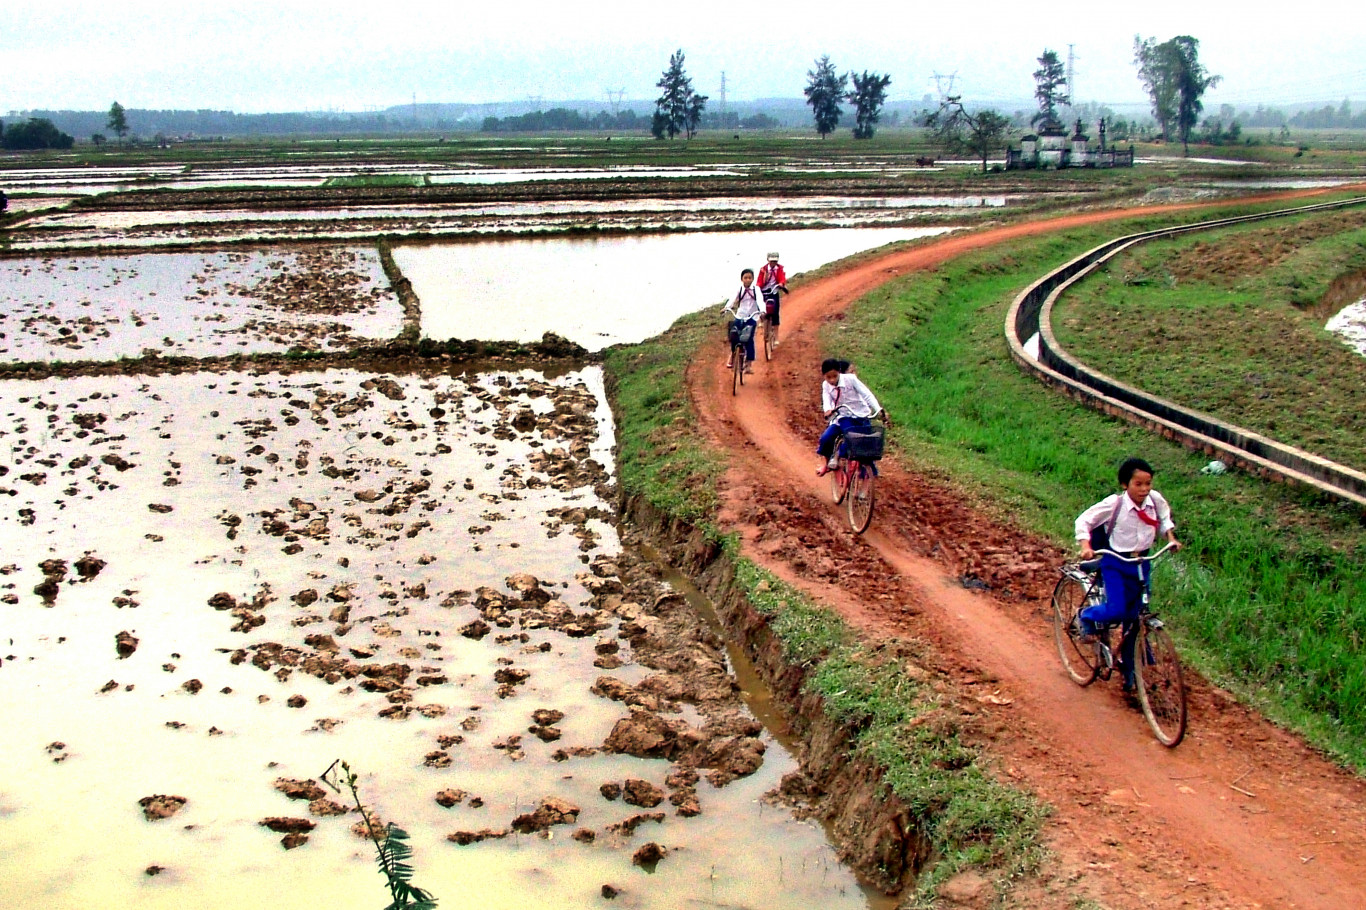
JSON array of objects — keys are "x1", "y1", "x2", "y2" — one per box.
[{"x1": 926, "y1": 96, "x2": 1011, "y2": 173}]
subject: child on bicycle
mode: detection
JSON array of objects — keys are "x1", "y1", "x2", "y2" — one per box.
[
  {"x1": 1074, "y1": 457, "x2": 1182, "y2": 691},
  {"x1": 723, "y1": 268, "x2": 764, "y2": 372},
  {"x1": 757, "y1": 252, "x2": 788, "y2": 347},
  {"x1": 816, "y1": 357, "x2": 890, "y2": 475}
]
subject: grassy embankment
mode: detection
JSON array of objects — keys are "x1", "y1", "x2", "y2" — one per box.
[
  {"x1": 605, "y1": 309, "x2": 1048, "y2": 902},
  {"x1": 831, "y1": 192, "x2": 1366, "y2": 770}
]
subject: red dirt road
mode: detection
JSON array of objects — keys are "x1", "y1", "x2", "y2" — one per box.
[{"x1": 689, "y1": 198, "x2": 1366, "y2": 909}]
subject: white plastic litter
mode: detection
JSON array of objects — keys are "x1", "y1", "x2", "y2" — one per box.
[{"x1": 1200, "y1": 460, "x2": 1228, "y2": 476}]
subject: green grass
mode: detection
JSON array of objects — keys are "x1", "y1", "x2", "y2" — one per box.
[
  {"x1": 1053, "y1": 205, "x2": 1366, "y2": 471},
  {"x1": 827, "y1": 196, "x2": 1366, "y2": 770},
  {"x1": 605, "y1": 302, "x2": 1048, "y2": 902},
  {"x1": 603, "y1": 309, "x2": 724, "y2": 524},
  {"x1": 322, "y1": 173, "x2": 431, "y2": 187}
]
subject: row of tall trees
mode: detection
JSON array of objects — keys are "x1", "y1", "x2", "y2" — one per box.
[
  {"x1": 803, "y1": 56, "x2": 892, "y2": 139},
  {"x1": 651, "y1": 50, "x2": 891, "y2": 141}
]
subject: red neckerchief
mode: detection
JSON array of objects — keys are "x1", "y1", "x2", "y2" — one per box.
[{"x1": 1131, "y1": 496, "x2": 1161, "y2": 528}]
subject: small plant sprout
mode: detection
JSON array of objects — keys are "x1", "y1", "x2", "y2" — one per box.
[{"x1": 323, "y1": 759, "x2": 437, "y2": 910}]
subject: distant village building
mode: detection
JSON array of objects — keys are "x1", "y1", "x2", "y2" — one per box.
[{"x1": 1007, "y1": 117, "x2": 1134, "y2": 169}]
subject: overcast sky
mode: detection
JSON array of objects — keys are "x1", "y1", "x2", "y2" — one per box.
[{"x1": 5, "y1": 0, "x2": 1364, "y2": 115}]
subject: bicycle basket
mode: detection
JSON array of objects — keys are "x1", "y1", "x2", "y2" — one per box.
[
  {"x1": 843, "y1": 425, "x2": 885, "y2": 460},
  {"x1": 737, "y1": 323, "x2": 754, "y2": 344}
]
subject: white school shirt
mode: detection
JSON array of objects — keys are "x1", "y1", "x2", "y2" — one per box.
[
  {"x1": 822, "y1": 373, "x2": 882, "y2": 419},
  {"x1": 727, "y1": 284, "x2": 764, "y2": 321},
  {"x1": 1074, "y1": 490, "x2": 1175, "y2": 553}
]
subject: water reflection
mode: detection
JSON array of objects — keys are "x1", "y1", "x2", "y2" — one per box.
[{"x1": 399, "y1": 227, "x2": 954, "y2": 350}]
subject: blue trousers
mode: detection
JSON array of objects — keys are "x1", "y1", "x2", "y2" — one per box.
[
  {"x1": 728, "y1": 318, "x2": 757, "y2": 363},
  {"x1": 1080, "y1": 554, "x2": 1150, "y2": 686},
  {"x1": 817, "y1": 416, "x2": 870, "y2": 458}
]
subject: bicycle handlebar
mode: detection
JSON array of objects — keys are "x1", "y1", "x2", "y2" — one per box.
[
  {"x1": 829, "y1": 403, "x2": 886, "y2": 422},
  {"x1": 1088, "y1": 542, "x2": 1179, "y2": 563}
]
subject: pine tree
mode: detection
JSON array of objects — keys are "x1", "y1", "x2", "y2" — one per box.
[
  {"x1": 847, "y1": 71, "x2": 891, "y2": 140},
  {"x1": 804, "y1": 56, "x2": 847, "y2": 138}
]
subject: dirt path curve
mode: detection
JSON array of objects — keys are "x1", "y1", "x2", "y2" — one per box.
[{"x1": 687, "y1": 192, "x2": 1366, "y2": 909}]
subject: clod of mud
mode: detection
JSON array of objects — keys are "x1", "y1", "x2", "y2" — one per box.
[
  {"x1": 622, "y1": 779, "x2": 664, "y2": 809},
  {"x1": 259, "y1": 817, "x2": 314, "y2": 834},
  {"x1": 74, "y1": 554, "x2": 106, "y2": 580},
  {"x1": 446, "y1": 828, "x2": 509, "y2": 845},
  {"x1": 434, "y1": 789, "x2": 467, "y2": 808},
  {"x1": 274, "y1": 778, "x2": 327, "y2": 801},
  {"x1": 510, "y1": 797, "x2": 580, "y2": 833},
  {"x1": 280, "y1": 832, "x2": 309, "y2": 850},
  {"x1": 308, "y1": 798, "x2": 347, "y2": 817},
  {"x1": 139, "y1": 795, "x2": 187, "y2": 821},
  {"x1": 631, "y1": 842, "x2": 667, "y2": 870},
  {"x1": 601, "y1": 883, "x2": 621, "y2": 899},
  {"x1": 604, "y1": 812, "x2": 665, "y2": 837},
  {"x1": 115, "y1": 631, "x2": 139, "y2": 659}
]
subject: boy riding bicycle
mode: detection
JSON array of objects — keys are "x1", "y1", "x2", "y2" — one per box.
[
  {"x1": 816, "y1": 358, "x2": 890, "y2": 475},
  {"x1": 1074, "y1": 457, "x2": 1182, "y2": 691},
  {"x1": 757, "y1": 252, "x2": 788, "y2": 347}
]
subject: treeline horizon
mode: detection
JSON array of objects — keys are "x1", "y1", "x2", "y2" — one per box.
[{"x1": 3, "y1": 97, "x2": 1362, "y2": 144}]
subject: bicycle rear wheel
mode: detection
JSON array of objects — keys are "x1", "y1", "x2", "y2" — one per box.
[
  {"x1": 763, "y1": 316, "x2": 774, "y2": 361},
  {"x1": 1135, "y1": 622, "x2": 1187, "y2": 747},
  {"x1": 847, "y1": 462, "x2": 875, "y2": 533},
  {"x1": 1051, "y1": 573, "x2": 1100, "y2": 686},
  {"x1": 732, "y1": 347, "x2": 742, "y2": 396}
]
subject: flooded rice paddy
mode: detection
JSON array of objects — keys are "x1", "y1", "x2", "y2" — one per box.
[
  {"x1": 1328, "y1": 297, "x2": 1366, "y2": 355},
  {"x1": 399, "y1": 226, "x2": 953, "y2": 349},
  {"x1": 12, "y1": 196, "x2": 984, "y2": 253},
  {"x1": 0, "y1": 163, "x2": 743, "y2": 197},
  {"x1": 0, "y1": 211, "x2": 932, "y2": 907},
  {"x1": 0, "y1": 363, "x2": 877, "y2": 910},
  {"x1": 0, "y1": 248, "x2": 401, "y2": 363}
]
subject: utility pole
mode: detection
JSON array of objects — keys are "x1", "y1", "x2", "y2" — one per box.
[
  {"x1": 604, "y1": 88, "x2": 625, "y2": 116},
  {"x1": 932, "y1": 71, "x2": 958, "y2": 102},
  {"x1": 719, "y1": 71, "x2": 727, "y2": 122},
  {"x1": 412, "y1": 92, "x2": 417, "y2": 125},
  {"x1": 1066, "y1": 44, "x2": 1078, "y2": 104}
]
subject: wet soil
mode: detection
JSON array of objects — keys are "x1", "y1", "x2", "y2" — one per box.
[
  {"x1": 685, "y1": 191, "x2": 1366, "y2": 909},
  {"x1": 0, "y1": 361, "x2": 872, "y2": 909}
]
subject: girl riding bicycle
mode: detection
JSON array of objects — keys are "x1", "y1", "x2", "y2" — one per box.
[
  {"x1": 723, "y1": 268, "x2": 764, "y2": 372},
  {"x1": 816, "y1": 358, "x2": 890, "y2": 475},
  {"x1": 1074, "y1": 457, "x2": 1182, "y2": 691}
]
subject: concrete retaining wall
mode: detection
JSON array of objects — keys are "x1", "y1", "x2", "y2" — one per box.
[{"x1": 1005, "y1": 196, "x2": 1366, "y2": 508}]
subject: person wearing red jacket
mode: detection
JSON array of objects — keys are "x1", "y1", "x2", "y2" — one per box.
[{"x1": 757, "y1": 252, "x2": 788, "y2": 347}]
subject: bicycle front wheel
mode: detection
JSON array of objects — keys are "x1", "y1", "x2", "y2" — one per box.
[
  {"x1": 847, "y1": 462, "x2": 875, "y2": 533},
  {"x1": 1051, "y1": 573, "x2": 1100, "y2": 686},
  {"x1": 1136, "y1": 622, "x2": 1187, "y2": 747},
  {"x1": 732, "y1": 348, "x2": 742, "y2": 396},
  {"x1": 830, "y1": 457, "x2": 847, "y2": 504},
  {"x1": 763, "y1": 316, "x2": 774, "y2": 361}
]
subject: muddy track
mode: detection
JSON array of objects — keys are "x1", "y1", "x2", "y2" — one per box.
[{"x1": 687, "y1": 193, "x2": 1366, "y2": 909}]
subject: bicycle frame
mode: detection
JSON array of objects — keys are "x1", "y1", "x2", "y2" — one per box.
[{"x1": 1053, "y1": 542, "x2": 1186, "y2": 746}]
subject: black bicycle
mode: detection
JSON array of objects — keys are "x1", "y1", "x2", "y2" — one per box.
[
  {"x1": 1051, "y1": 543, "x2": 1187, "y2": 747},
  {"x1": 722, "y1": 308, "x2": 754, "y2": 396}
]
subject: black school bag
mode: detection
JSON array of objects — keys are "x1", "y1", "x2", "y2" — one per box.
[{"x1": 1088, "y1": 496, "x2": 1125, "y2": 552}]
